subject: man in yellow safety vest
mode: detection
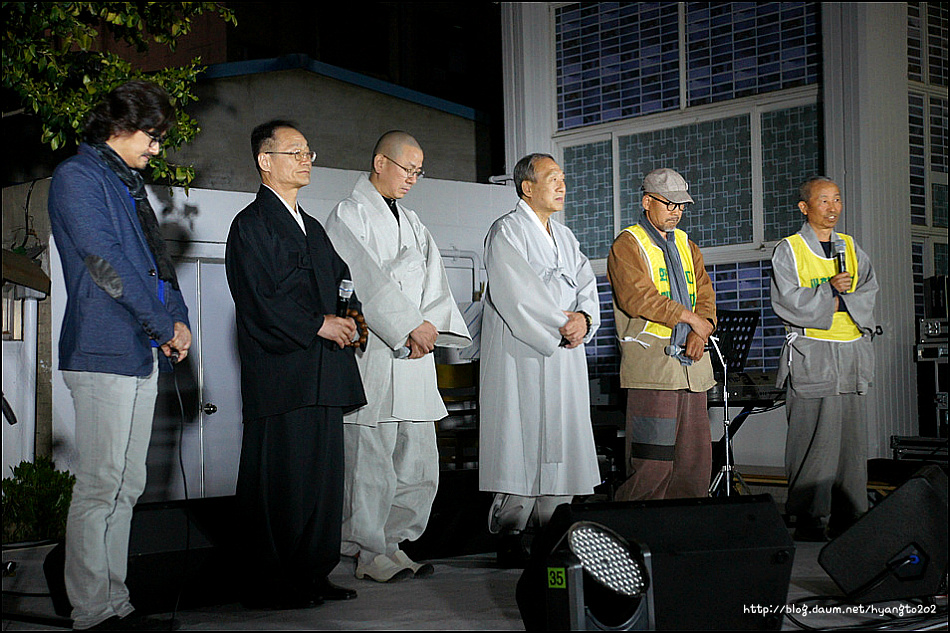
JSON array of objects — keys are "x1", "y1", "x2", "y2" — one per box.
[
  {"x1": 607, "y1": 168, "x2": 717, "y2": 501},
  {"x1": 770, "y1": 176, "x2": 879, "y2": 542}
]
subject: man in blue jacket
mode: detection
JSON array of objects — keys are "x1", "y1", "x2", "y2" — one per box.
[{"x1": 48, "y1": 81, "x2": 191, "y2": 631}]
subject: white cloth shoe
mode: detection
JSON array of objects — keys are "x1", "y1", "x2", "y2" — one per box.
[
  {"x1": 390, "y1": 550, "x2": 434, "y2": 578},
  {"x1": 488, "y1": 494, "x2": 505, "y2": 534},
  {"x1": 355, "y1": 554, "x2": 413, "y2": 583}
]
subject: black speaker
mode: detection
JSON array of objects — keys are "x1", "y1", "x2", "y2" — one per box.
[
  {"x1": 520, "y1": 494, "x2": 794, "y2": 630},
  {"x1": 45, "y1": 495, "x2": 239, "y2": 616},
  {"x1": 818, "y1": 465, "x2": 948, "y2": 603}
]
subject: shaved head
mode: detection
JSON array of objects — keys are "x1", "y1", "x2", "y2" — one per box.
[
  {"x1": 369, "y1": 130, "x2": 424, "y2": 199},
  {"x1": 372, "y1": 131, "x2": 421, "y2": 166}
]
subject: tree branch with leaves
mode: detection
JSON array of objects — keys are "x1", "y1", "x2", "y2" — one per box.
[{"x1": 2, "y1": 2, "x2": 236, "y2": 187}]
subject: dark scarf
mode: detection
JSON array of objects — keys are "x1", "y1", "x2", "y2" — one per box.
[
  {"x1": 90, "y1": 142, "x2": 179, "y2": 290},
  {"x1": 639, "y1": 210, "x2": 692, "y2": 366}
]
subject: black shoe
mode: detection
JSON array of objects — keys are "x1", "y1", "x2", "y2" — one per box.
[
  {"x1": 314, "y1": 579, "x2": 357, "y2": 601},
  {"x1": 241, "y1": 587, "x2": 321, "y2": 610},
  {"x1": 793, "y1": 525, "x2": 828, "y2": 542},
  {"x1": 497, "y1": 530, "x2": 532, "y2": 569},
  {"x1": 827, "y1": 513, "x2": 861, "y2": 540}
]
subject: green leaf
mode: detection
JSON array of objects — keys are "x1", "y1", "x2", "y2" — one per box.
[{"x1": 3, "y1": 1, "x2": 237, "y2": 182}]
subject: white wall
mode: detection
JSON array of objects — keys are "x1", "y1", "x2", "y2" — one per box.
[
  {"x1": 2, "y1": 340, "x2": 33, "y2": 475},
  {"x1": 2, "y1": 298, "x2": 38, "y2": 476},
  {"x1": 51, "y1": 168, "x2": 517, "y2": 478},
  {"x1": 152, "y1": 166, "x2": 517, "y2": 274}
]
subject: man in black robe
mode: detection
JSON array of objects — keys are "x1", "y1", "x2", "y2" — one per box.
[{"x1": 226, "y1": 120, "x2": 366, "y2": 609}]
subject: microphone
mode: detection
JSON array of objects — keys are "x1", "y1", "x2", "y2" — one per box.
[
  {"x1": 336, "y1": 279, "x2": 365, "y2": 347},
  {"x1": 665, "y1": 342, "x2": 710, "y2": 357},
  {"x1": 337, "y1": 279, "x2": 354, "y2": 317},
  {"x1": 833, "y1": 240, "x2": 847, "y2": 275},
  {"x1": 665, "y1": 344, "x2": 685, "y2": 357}
]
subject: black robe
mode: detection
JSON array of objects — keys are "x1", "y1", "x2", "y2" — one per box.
[
  {"x1": 225, "y1": 185, "x2": 366, "y2": 600},
  {"x1": 226, "y1": 185, "x2": 365, "y2": 420}
]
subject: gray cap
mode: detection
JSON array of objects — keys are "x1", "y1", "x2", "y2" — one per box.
[{"x1": 643, "y1": 168, "x2": 693, "y2": 204}]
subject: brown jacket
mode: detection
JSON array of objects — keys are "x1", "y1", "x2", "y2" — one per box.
[{"x1": 606, "y1": 228, "x2": 717, "y2": 391}]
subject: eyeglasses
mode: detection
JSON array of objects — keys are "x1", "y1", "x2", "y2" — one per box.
[
  {"x1": 265, "y1": 150, "x2": 317, "y2": 163},
  {"x1": 646, "y1": 193, "x2": 690, "y2": 212},
  {"x1": 383, "y1": 155, "x2": 425, "y2": 180},
  {"x1": 143, "y1": 130, "x2": 166, "y2": 147}
]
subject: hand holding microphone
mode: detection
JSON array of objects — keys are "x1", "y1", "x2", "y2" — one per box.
[
  {"x1": 665, "y1": 331, "x2": 709, "y2": 361},
  {"x1": 336, "y1": 279, "x2": 368, "y2": 349},
  {"x1": 830, "y1": 240, "x2": 852, "y2": 294},
  {"x1": 833, "y1": 240, "x2": 847, "y2": 275}
]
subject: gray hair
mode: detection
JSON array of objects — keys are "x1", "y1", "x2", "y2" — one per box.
[
  {"x1": 513, "y1": 153, "x2": 555, "y2": 199},
  {"x1": 798, "y1": 176, "x2": 836, "y2": 203}
]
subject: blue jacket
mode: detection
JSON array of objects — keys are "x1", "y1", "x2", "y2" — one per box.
[{"x1": 49, "y1": 143, "x2": 190, "y2": 376}]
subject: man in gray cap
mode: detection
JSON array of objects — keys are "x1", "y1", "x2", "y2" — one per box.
[{"x1": 606, "y1": 168, "x2": 717, "y2": 500}]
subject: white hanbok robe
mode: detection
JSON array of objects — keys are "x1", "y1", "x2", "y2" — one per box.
[
  {"x1": 325, "y1": 174, "x2": 471, "y2": 426},
  {"x1": 479, "y1": 200, "x2": 601, "y2": 497}
]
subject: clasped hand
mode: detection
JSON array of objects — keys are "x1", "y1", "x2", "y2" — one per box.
[{"x1": 559, "y1": 311, "x2": 587, "y2": 349}]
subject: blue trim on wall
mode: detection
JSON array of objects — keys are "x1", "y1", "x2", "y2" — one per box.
[{"x1": 202, "y1": 54, "x2": 479, "y2": 122}]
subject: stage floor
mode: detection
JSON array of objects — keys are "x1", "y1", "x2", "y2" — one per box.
[{"x1": 3, "y1": 536, "x2": 946, "y2": 631}]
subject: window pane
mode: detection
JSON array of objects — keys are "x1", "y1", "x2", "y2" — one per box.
[
  {"x1": 686, "y1": 2, "x2": 820, "y2": 106},
  {"x1": 556, "y1": 2, "x2": 680, "y2": 130},
  {"x1": 707, "y1": 259, "x2": 783, "y2": 372},
  {"x1": 910, "y1": 92, "x2": 928, "y2": 226},
  {"x1": 563, "y1": 141, "x2": 615, "y2": 259},
  {"x1": 618, "y1": 115, "x2": 753, "y2": 248},
  {"x1": 762, "y1": 104, "x2": 823, "y2": 242}
]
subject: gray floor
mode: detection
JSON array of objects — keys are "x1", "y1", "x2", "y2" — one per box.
[{"x1": 3, "y1": 537, "x2": 946, "y2": 631}]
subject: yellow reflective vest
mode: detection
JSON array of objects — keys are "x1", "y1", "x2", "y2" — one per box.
[
  {"x1": 783, "y1": 232, "x2": 862, "y2": 342},
  {"x1": 623, "y1": 224, "x2": 698, "y2": 340}
]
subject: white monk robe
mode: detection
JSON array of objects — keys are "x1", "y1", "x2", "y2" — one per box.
[
  {"x1": 479, "y1": 200, "x2": 601, "y2": 498},
  {"x1": 325, "y1": 173, "x2": 471, "y2": 564}
]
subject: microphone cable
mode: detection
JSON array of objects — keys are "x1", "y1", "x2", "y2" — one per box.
[{"x1": 166, "y1": 356, "x2": 191, "y2": 630}]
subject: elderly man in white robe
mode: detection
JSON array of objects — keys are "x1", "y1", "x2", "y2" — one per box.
[
  {"x1": 770, "y1": 176, "x2": 878, "y2": 542},
  {"x1": 479, "y1": 153, "x2": 601, "y2": 542},
  {"x1": 325, "y1": 131, "x2": 471, "y2": 583}
]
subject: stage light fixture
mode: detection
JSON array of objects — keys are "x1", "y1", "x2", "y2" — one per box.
[
  {"x1": 567, "y1": 522, "x2": 648, "y2": 597},
  {"x1": 541, "y1": 521, "x2": 655, "y2": 630}
]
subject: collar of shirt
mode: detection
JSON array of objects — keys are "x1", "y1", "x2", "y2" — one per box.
[
  {"x1": 518, "y1": 199, "x2": 557, "y2": 253},
  {"x1": 382, "y1": 196, "x2": 400, "y2": 223},
  {"x1": 264, "y1": 184, "x2": 306, "y2": 234}
]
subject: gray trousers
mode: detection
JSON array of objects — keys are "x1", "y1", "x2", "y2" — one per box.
[
  {"x1": 785, "y1": 392, "x2": 868, "y2": 527},
  {"x1": 341, "y1": 421, "x2": 439, "y2": 566},
  {"x1": 62, "y1": 355, "x2": 158, "y2": 630},
  {"x1": 490, "y1": 494, "x2": 573, "y2": 532}
]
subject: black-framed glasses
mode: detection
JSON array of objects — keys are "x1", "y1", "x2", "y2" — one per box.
[
  {"x1": 383, "y1": 155, "x2": 425, "y2": 179},
  {"x1": 265, "y1": 150, "x2": 317, "y2": 163},
  {"x1": 646, "y1": 193, "x2": 690, "y2": 212},
  {"x1": 143, "y1": 130, "x2": 166, "y2": 147}
]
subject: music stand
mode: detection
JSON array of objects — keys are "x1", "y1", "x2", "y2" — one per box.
[{"x1": 708, "y1": 310, "x2": 759, "y2": 497}]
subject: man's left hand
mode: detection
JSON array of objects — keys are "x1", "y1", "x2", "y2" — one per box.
[
  {"x1": 161, "y1": 321, "x2": 192, "y2": 362},
  {"x1": 409, "y1": 320, "x2": 438, "y2": 355},
  {"x1": 560, "y1": 311, "x2": 587, "y2": 348},
  {"x1": 685, "y1": 330, "x2": 705, "y2": 361},
  {"x1": 830, "y1": 271, "x2": 852, "y2": 294}
]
